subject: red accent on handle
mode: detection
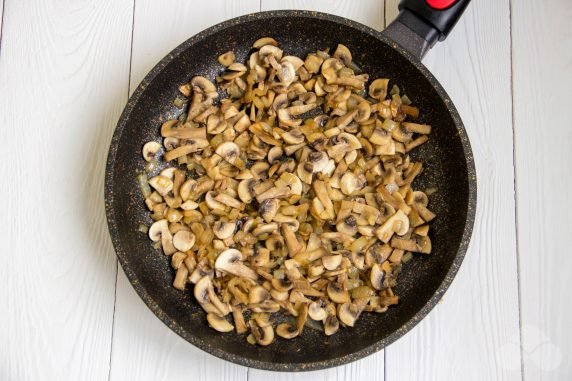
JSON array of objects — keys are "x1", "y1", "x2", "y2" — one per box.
[{"x1": 425, "y1": 0, "x2": 457, "y2": 10}]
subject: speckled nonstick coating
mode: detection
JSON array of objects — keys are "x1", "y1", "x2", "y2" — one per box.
[{"x1": 105, "y1": 10, "x2": 476, "y2": 372}]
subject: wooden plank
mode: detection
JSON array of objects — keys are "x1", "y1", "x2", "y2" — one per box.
[
  {"x1": 385, "y1": 0, "x2": 522, "y2": 380},
  {"x1": 512, "y1": 0, "x2": 572, "y2": 378},
  {"x1": 261, "y1": 0, "x2": 384, "y2": 30},
  {"x1": 108, "y1": 1, "x2": 258, "y2": 380},
  {"x1": 0, "y1": 0, "x2": 4, "y2": 47},
  {"x1": 385, "y1": 0, "x2": 399, "y2": 27},
  {"x1": 247, "y1": 2, "x2": 385, "y2": 381},
  {"x1": 0, "y1": 0, "x2": 133, "y2": 380}
]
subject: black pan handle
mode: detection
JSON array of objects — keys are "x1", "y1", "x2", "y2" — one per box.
[{"x1": 382, "y1": 0, "x2": 471, "y2": 60}]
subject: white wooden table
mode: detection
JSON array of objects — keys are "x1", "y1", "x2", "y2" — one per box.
[{"x1": 1, "y1": 0, "x2": 570, "y2": 380}]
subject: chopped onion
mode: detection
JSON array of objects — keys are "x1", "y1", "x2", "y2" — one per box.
[
  {"x1": 401, "y1": 94, "x2": 412, "y2": 105},
  {"x1": 137, "y1": 173, "x2": 151, "y2": 198},
  {"x1": 401, "y1": 252, "x2": 413, "y2": 263},
  {"x1": 304, "y1": 318, "x2": 323, "y2": 332},
  {"x1": 173, "y1": 97, "x2": 185, "y2": 109},
  {"x1": 138, "y1": 224, "x2": 149, "y2": 234},
  {"x1": 389, "y1": 84, "x2": 400, "y2": 96}
]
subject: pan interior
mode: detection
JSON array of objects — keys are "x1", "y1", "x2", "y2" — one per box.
[{"x1": 107, "y1": 13, "x2": 472, "y2": 369}]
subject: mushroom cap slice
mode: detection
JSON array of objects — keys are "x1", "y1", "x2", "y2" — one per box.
[
  {"x1": 214, "y1": 249, "x2": 258, "y2": 281},
  {"x1": 248, "y1": 285, "x2": 271, "y2": 304},
  {"x1": 324, "y1": 315, "x2": 340, "y2": 336},
  {"x1": 260, "y1": 198, "x2": 280, "y2": 223},
  {"x1": 215, "y1": 141, "x2": 242, "y2": 168},
  {"x1": 308, "y1": 301, "x2": 328, "y2": 321},
  {"x1": 336, "y1": 215, "x2": 358, "y2": 236},
  {"x1": 340, "y1": 172, "x2": 363, "y2": 195},
  {"x1": 249, "y1": 320, "x2": 274, "y2": 346},
  {"x1": 237, "y1": 179, "x2": 256, "y2": 204},
  {"x1": 375, "y1": 210, "x2": 410, "y2": 243},
  {"x1": 142, "y1": 141, "x2": 161, "y2": 162},
  {"x1": 333, "y1": 44, "x2": 352, "y2": 66},
  {"x1": 217, "y1": 51, "x2": 235, "y2": 67},
  {"x1": 370, "y1": 263, "x2": 385, "y2": 290},
  {"x1": 338, "y1": 303, "x2": 360, "y2": 327},
  {"x1": 193, "y1": 275, "x2": 212, "y2": 305},
  {"x1": 369, "y1": 78, "x2": 390, "y2": 100},
  {"x1": 308, "y1": 151, "x2": 329, "y2": 173},
  {"x1": 271, "y1": 277, "x2": 293, "y2": 292},
  {"x1": 148, "y1": 175, "x2": 173, "y2": 196},
  {"x1": 173, "y1": 230, "x2": 196, "y2": 252},
  {"x1": 252, "y1": 37, "x2": 278, "y2": 49},
  {"x1": 281, "y1": 130, "x2": 305, "y2": 145},
  {"x1": 207, "y1": 313, "x2": 234, "y2": 333},
  {"x1": 213, "y1": 221, "x2": 236, "y2": 240},
  {"x1": 326, "y1": 282, "x2": 350, "y2": 304},
  {"x1": 275, "y1": 323, "x2": 299, "y2": 339},
  {"x1": 190, "y1": 76, "x2": 217, "y2": 94},
  {"x1": 322, "y1": 254, "x2": 343, "y2": 271},
  {"x1": 149, "y1": 219, "x2": 169, "y2": 242}
]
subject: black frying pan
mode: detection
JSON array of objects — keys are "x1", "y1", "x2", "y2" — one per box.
[{"x1": 105, "y1": 0, "x2": 476, "y2": 371}]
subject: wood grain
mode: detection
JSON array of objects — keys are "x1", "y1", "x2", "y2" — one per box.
[
  {"x1": 245, "y1": 2, "x2": 385, "y2": 381},
  {"x1": 262, "y1": 0, "x2": 384, "y2": 30},
  {"x1": 0, "y1": 0, "x2": 4, "y2": 48},
  {"x1": 385, "y1": 0, "x2": 523, "y2": 380},
  {"x1": 512, "y1": 0, "x2": 572, "y2": 379},
  {"x1": 384, "y1": 0, "x2": 399, "y2": 28},
  {"x1": 108, "y1": 1, "x2": 258, "y2": 380},
  {"x1": 0, "y1": 0, "x2": 133, "y2": 380}
]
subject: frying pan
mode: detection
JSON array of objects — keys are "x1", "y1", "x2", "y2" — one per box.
[{"x1": 105, "y1": 0, "x2": 476, "y2": 371}]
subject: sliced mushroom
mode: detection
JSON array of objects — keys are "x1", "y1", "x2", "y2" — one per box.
[
  {"x1": 260, "y1": 198, "x2": 280, "y2": 222},
  {"x1": 308, "y1": 301, "x2": 328, "y2": 321},
  {"x1": 267, "y1": 146, "x2": 283, "y2": 164},
  {"x1": 276, "y1": 323, "x2": 299, "y2": 339},
  {"x1": 253, "y1": 37, "x2": 278, "y2": 49},
  {"x1": 190, "y1": 76, "x2": 217, "y2": 95},
  {"x1": 322, "y1": 254, "x2": 342, "y2": 271},
  {"x1": 249, "y1": 285, "x2": 271, "y2": 304},
  {"x1": 237, "y1": 179, "x2": 256, "y2": 203},
  {"x1": 215, "y1": 249, "x2": 258, "y2": 281},
  {"x1": 213, "y1": 221, "x2": 236, "y2": 240},
  {"x1": 370, "y1": 263, "x2": 385, "y2": 290},
  {"x1": 296, "y1": 162, "x2": 314, "y2": 184},
  {"x1": 173, "y1": 230, "x2": 196, "y2": 252},
  {"x1": 340, "y1": 172, "x2": 362, "y2": 195},
  {"x1": 324, "y1": 315, "x2": 340, "y2": 336},
  {"x1": 207, "y1": 313, "x2": 234, "y2": 332},
  {"x1": 215, "y1": 141, "x2": 243, "y2": 168},
  {"x1": 256, "y1": 186, "x2": 290, "y2": 203},
  {"x1": 369, "y1": 78, "x2": 390, "y2": 100},
  {"x1": 281, "y1": 224, "x2": 302, "y2": 257},
  {"x1": 218, "y1": 51, "x2": 235, "y2": 67},
  {"x1": 271, "y1": 277, "x2": 293, "y2": 292},
  {"x1": 333, "y1": 44, "x2": 352, "y2": 66},
  {"x1": 148, "y1": 175, "x2": 173, "y2": 196},
  {"x1": 326, "y1": 282, "x2": 350, "y2": 304},
  {"x1": 142, "y1": 141, "x2": 161, "y2": 162},
  {"x1": 375, "y1": 210, "x2": 410, "y2": 243},
  {"x1": 338, "y1": 303, "x2": 360, "y2": 327},
  {"x1": 249, "y1": 320, "x2": 274, "y2": 346},
  {"x1": 231, "y1": 306, "x2": 248, "y2": 334},
  {"x1": 336, "y1": 215, "x2": 358, "y2": 236}
]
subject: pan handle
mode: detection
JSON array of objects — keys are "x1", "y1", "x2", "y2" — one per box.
[{"x1": 382, "y1": 0, "x2": 471, "y2": 60}]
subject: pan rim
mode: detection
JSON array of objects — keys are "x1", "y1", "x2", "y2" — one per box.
[{"x1": 104, "y1": 9, "x2": 477, "y2": 372}]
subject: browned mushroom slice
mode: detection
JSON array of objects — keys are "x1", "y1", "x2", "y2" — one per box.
[
  {"x1": 324, "y1": 315, "x2": 340, "y2": 336},
  {"x1": 276, "y1": 323, "x2": 299, "y2": 339},
  {"x1": 249, "y1": 320, "x2": 274, "y2": 346},
  {"x1": 207, "y1": 313, "x2": 234, "y2": 332},
  {"x1": 215, "y1": 249, "x2": 258, "y2": 280}
]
